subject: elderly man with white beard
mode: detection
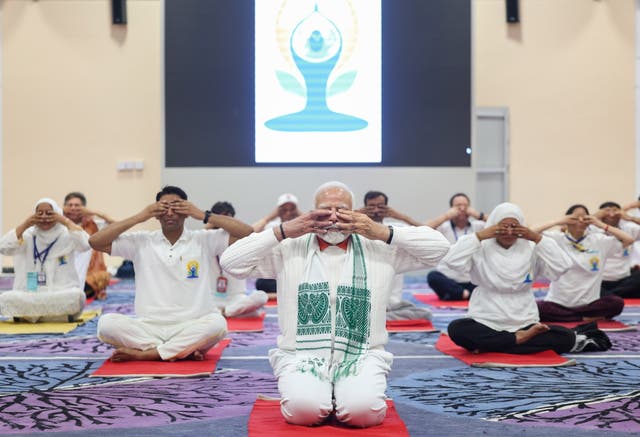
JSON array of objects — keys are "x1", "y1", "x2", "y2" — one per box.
[{"x1": 220, "y1": 181, "x2": 450, "y2": 428}]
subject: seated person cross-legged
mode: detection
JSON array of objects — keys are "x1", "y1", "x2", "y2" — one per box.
[
  {"x1": 0, "y1": 198, "x2": 89, "y2": 323},
  {"x1": 535, "y1": 204, "x2": 633, "y2": 323},
  {"x1": 208, "y1": 201, "x2": 268, "y2": 318},
  {"x1": 444, "y1": 203, "x2": 611, "y2": 355},
  {"x1": 595, "y1": 201, "x2": 640, "y2": 298},
  {"x1": 91, "y1": 186, "x2": 253, "y2": 362},
  {"x1": 63, "y1": 191, "x2": 115, "y2": 300},
  {"x1": 358, "y1": 190, "x2": 432, "y2": 321},
  {"x1": 425, "y1": 193, "x2": 486, "y2": 301}
]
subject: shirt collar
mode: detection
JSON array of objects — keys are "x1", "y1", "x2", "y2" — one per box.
[{"x1": 316, "y1": 235, "x2": 350, "y2": 251}]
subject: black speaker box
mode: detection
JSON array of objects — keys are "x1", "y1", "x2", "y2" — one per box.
[
  {"x1": 506, "y1": 0, "x2": 519, "y2": 23},
  {"x1": 112, "y1": 0, "x2": 127, "y2": 25}
]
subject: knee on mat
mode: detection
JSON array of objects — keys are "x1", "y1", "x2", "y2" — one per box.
[
  {"x1": 608, "y1": 295, "x2": 625, "y2": 317},
  {"x1": 335, "y1": 396, "x2": 387, "y2": 428},
  {"x1": 96, "y1": 314, "x2": 120, "y2": 341},
  {"x1": 202, "y1": 318, "x2": 227, "y2": 341},
  {"x1": 280, "y1": 395, "x2": 331, "y2": 426}
]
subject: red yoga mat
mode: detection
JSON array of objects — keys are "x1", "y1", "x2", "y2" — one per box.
[
  {"x1": 226, "y1": 313, "x2": 266, "y2": 332},
  {"x1": 549, "y1": 320, "x2": 637, "y2": 332},
  {"x1": 435, "y1": 334, "x2": 576, "y2": 368},
  {"x1": 247, "y1": 398, "x2": 409, "y2": 436},
  {"x1": 413, "y1": 293, "x2": 469, "y2": 308},
  {"x1": 386, "y1": 319, "x2": 438, "y2": 333},
  {"x1": 623, "y1": 298, "x2": 640, "y2": 307},
  {"x1": 91, "y1": 338, "x2": 231, "y2": 377}
]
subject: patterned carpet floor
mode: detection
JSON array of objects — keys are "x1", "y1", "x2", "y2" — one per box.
[{"x1": 0, "y1": 275, "x2": 638, "y2": 436}]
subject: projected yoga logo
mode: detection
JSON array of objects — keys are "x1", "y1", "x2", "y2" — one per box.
[{"x1": 266, "y1": 2, "x2": 367, "y2": 132}]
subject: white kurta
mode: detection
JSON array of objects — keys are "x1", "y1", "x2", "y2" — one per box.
[
  {"x1": 111, "y1": 228, "x2": 229, "y2": 322},
  {"x1": 543, "y1": 230, "x2": 622, "y2": 307},
  {"x1": 221, "y1": 226, "x2": 448, "y2": 427},
  {"x1": 0, "y1": 227, "x2": 90, "y2": 291},
  {"x1": 434, "y1": 219, "x2": 485, "y2": 282},
  {"x1": 0, "y1": 226, "x2": 89, "y2": 319},
  {"x1": 442, "y1": 234, "x2": 571, "y2": 332},
  {"x1": 220, "y1": 226, "x2": 450, "y2": 351}
]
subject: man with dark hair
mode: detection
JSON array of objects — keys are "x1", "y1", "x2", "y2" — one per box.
[
  {"x1": 596, "y1": 200, "x2": 640, "y2": 298},
  {"x1": 90, "y1": 186, "x2": 253, "y2": 362},
  {"x1": 361, "y1": 190, "x2": 421, "y2": 226},
  {"x1": 425, "y1": 192, "x2": 486, "y2": 300},
  {"x1": 360, "y1": 190, "x2": 431, "y2": 320},
  {"x1": 207, "y1": 201, "x2": 268, "y2": 317},
  {"x1": 63, "y1": 191, "x2": 115, "y2": 300},
  {"x1": 210, "y1": 201, "x2": 236, "y2": 218}
]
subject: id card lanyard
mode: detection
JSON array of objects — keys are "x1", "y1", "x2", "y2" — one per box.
[
  {"x1": 215, "y1": 256, "x2": 228, "y2": 298},
  {"x1": 33, "y1": 236, "x2": 58, "y2": 284}
]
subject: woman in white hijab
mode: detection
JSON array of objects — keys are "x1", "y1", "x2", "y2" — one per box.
[
  {"x1": 442, "y1": 202, "x2": 610, "y2": 354},
  {"x1": 0, "y1": 198, "x2": 90, "y2": 322}
]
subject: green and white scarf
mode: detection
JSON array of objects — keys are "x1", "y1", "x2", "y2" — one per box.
[{"x1": 295, "y1": 234, "x2": 370, "y2": 382}]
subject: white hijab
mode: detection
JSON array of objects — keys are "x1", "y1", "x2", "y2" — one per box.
[
  {"x1": 33, "y1": 197, "x2": 66, "y2": 245},
  {"x1": 481, "y1": 202, "x2": 533, "y2": 287}
]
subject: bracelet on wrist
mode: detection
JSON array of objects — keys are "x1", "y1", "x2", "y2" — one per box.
[{"x1": 279, "y1": 223, "x2": 287, "y2": 240}]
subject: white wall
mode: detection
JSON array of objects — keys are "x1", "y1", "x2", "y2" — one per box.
[{"x1": 162, "y1": 167, "x2": 475, "y2": 226}]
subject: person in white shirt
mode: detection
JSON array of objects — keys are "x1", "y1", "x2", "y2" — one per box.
[
  {"x1": 359, "y1": 190, "x2": 431, "y2": 321},
  {"x1": 535, "y1": 204, "x2": 634, "y2": 322},
  {"x1": 426, "y1": 193, "x2": 486, "y2": 300},
  {"x1": 208, "y1": 201, "x2": 268, "y2": 317},
  {"x1": 0, "y1": 198, "x2": 90, "y2": 322},
  {"x1": 253, "y1": 193, "x2": 302, "y2": 294},
  {"x1": 90, "y1": 186, "x2": 253, "y2": 362},
  {"x1": 596, "y1": 201, "x2": 640, "y2": 298},
  {"x1": 445, "y1": 203, "x2": 611, "y2": 354},
  {"x1": 221, "y1": 181, "x2": 450, "y2": 428}
]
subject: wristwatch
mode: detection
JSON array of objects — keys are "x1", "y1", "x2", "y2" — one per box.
[{"x1": 203, "y1": 210, "x2": 212, "y2": 224}]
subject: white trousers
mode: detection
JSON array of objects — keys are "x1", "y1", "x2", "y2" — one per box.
[
  {"x1": 269, "y1": 349, "x2": 393, "y2": 427},
  {"x1": 97, "y1": 313, "x2": 227, "y2": 361},
  {"x1": 218, "y1": 290, "x2": 268, "y2": 317},
  {"x1": 0, "y1": 288, "x2": 85, "y2": 321}
]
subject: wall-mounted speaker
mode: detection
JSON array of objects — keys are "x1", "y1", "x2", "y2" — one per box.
[
  {"x1": 112, "y1": 0, "x2": 127, "y2": 25},
  {"x1": 506, "y1": 0, "x2": 519, "y2": 23}
]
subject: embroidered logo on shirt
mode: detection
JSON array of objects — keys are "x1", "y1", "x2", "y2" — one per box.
[
  {"x1": 58, "y1": 256, "x2": 68, "y2": 266},
  {"x1": 623, "y1": 248, "x2": 630, "y2": 257},
  {"x1": 523, "y1": 272, "x2": 533, "y2": 283},
  {"x1": 589, "y1": 256, "x2": 600, "y2": 272},
  {"x1": 186, "y1": 260, "x2": 200, "y2": 279}
]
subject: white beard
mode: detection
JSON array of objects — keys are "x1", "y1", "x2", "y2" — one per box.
[{"x1": 318, "y1": 230, "x2": 348, "y2": 245}]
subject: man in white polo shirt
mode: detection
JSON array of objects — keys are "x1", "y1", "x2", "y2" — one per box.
[{"x1": 90, "y1": 186, "x2": 253, "y2": 362}]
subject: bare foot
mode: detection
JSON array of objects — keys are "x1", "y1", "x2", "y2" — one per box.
[
  {"x1": 582, "y1": 316, "x2": 604, "y2": 322},
  {"x1": 515, "y1": 323, "x2": 550, "y2": 344},
  {"x1": 188, "y1": 350, "x2": 205, "y2": 361},
  {"x1": 110, "y1": 347, "x2": 161, "y2": 362}
]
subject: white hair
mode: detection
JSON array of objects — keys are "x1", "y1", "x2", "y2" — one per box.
[{"x1": 313, "y1": 181, "x2": 354, "y2": 207}]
